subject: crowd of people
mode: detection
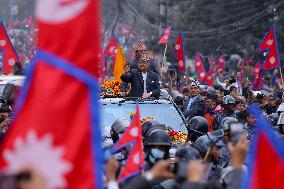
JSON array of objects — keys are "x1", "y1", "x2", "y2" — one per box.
[
  {"x1": 101, "y1": 41, "x2": 284, "y2": 189},
  {"x1": 0, "y1": 39, "x2": 283, "y2": 189}
]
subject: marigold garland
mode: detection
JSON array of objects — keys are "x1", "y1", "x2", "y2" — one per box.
[
  {"x1": 101, "y1": 80, "x2": 121, "y2": 96},
  {"x1": 166, "y1": 127, "x2": 188, "y2": 144}
]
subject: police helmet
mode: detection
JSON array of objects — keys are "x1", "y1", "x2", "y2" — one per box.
[
  {"x1": 193, "y1": 130, "x2": 224, "y2": 157},
  {"x1": 142, "y1": 120, "x2": 166, "y2": 141},
  {"x1": 186, "y1": 116, "x2": 209, "y2": 142},
  {"x1": 144, "y1": 129, "x2": 171, "y2": 147},
  {"x1": 221, "y1": 117, "x2": 238, "y2": 131},
  {"x1": 222, "y1": 95, "x2": 236, "y2": 105},
  {"x1": 175, "y1": 144, "x2": 202, "y2": 161},
  {"x1": 110, "y1": 118, "x2": 130, "y2": 143}
]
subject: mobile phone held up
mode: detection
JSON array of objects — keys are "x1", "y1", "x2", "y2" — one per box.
[
  {"x1": 0, "y1": 172, "x2": 31, "y2": 189},
  {"x1": 229, "y1": 122, "x2": 244, "y2": 144}
]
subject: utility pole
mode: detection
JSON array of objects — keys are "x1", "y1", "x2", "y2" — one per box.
[
  {"x1": 159, "y1": 0, "x2": 168, "y2": 74},
  {"x1": 159, "y1": 0, "x2": 168, "y2": 35}
]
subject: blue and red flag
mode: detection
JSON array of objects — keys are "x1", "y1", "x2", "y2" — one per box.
[
  {"x1": 112, "y1": 105, "x2": 144, "y2": 183},
  {"x1": 216, "y1": 55, "x2": 225, "y2": 73},
  {"x1": 195, "y1": 54, "x2": 206, "y2": 81},
  {"x1": 209, "y1": 59, "x2": 217, "y2": 71},
  {"x1": 258, "y1": 25, "x2": 281, "y2": 70},
  {"x1": 205, "y1": 69, "x2": 214, "y2": 86},
  {"x1": 0, "y1": 22, "x2": 20, "y2": 74},
  {"x1": 0, "y1": 0, "x2": 103, "y2": 189},
  {"x1": 252, "y1": 62, "x2": 261, "y2": 75},
  {"x1": 158, "y1": 26, "x2": 171, "y2": 44},
  {"x1": 104, "y1": 34, "x2": 117, "y2": 58},
  {"x1": 243, "y1": 104, "x2": 284, "y2": 189},
  {"x1": 175, "y1": 32, "x2": 186, "y2": 72},
  {"x1": 253, "y1": 71, "x2": 263, "y2": 91}
]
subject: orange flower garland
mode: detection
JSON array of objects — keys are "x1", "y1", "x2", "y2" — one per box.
[{"x1": 102, "y1": 80, "x2": 121, "y2": 96}]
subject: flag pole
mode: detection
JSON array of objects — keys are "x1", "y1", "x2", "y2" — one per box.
[
  {"x1": 279, "y1": 66, "x2": 284, "y2": 89},
  {"x1": 162, "y1": 43, "x2": 168, "y2": 70}
]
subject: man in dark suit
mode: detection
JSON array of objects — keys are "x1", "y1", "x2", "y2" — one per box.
[
  {"x1": 121, "y1": 54, "x2": 160, "y2": 98},
  {"x1": 182, "y1": 81, "x2": 206, "y2": 120},
  {"x1": 131, "y1": 41, "x2": 160, "y2": 79}
]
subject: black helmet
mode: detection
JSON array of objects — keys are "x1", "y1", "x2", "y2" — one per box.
[
  {"x1": 142, "y1": 120, "x2": 165, "y2": 141},
  {"x1": 222, "y1": 95, "x2": 236, "y2": 105},
  {"x1": 221, "y1": 117, "x2": 238, "y2": 131},
  {"x1": 193, "y1": 130, "x2": 224, "y2": 157},
  {"x1": 186, "y1": 116, "x2": 209, "y2": 142},
  {"x1": 175, "y1": 143, "x2": 201, "y2": 161},
  {"x1": 144, "y1": 129, "x2": 171, "y2": 147},
  {"x1": 110, "y1": 118, "x2": 130, "y2": 143}
]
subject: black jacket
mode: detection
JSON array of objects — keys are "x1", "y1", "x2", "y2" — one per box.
[
  {"x1": 182, "y1": 95, "x2": 206, "y2": 120},
  {"x1": 131, "y1": 58, "x2": 161, "y2": 79},
  {"x1": 121, "y1": 69, "x2": 160, "y2": 98}
]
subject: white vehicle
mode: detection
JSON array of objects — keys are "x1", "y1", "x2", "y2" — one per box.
[
  {"x1": 0, "y1": 75, "x2": 25, "y2": 86},
  {"x1": 0, "y1": 75, "x2": 25, "y2": 102}
]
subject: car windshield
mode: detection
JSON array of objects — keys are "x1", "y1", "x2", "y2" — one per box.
[{"x1": 100, "y1": 102, "x2": 186, "y2": 136}]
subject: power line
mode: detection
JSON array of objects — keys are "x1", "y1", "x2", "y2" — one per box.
[
  {"x1": 180, "y1": 0, "x2": 253, "y2": 9},
  {"x1": 208, "y1": 6, "x2": 265, "y2": 25},
  {"x1": 123, "y1": 0, "x2": 280, "y2": 36},
  {"x1": 185, "y1": 20, "x2": 271, "y2": 40},
  {"x1": 172, "y1": 4, "x2": 256, "y2": 18}
]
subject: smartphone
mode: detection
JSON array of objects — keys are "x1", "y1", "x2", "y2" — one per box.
[
  {"x1": 171, "y1": 160, "x2": 188, "y2": 181},
  {"x1": 0, "y1": 172, "x2": 30, "y2": 189},
  {"x1": 230, "y1": 122, "x2": 244, "y2": 144},
  {"x1": 0, "y1": 174, "x2": 17, "y2": 189}
]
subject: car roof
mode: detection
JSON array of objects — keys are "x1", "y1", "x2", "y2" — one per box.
[
  {"x1": 0, "y1": 75, "x2": 25, "y2": 86},
  {"x1": 99, "y1": 97, "x2": 173, "y2": 104}
]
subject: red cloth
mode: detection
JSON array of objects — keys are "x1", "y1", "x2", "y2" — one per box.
[
  {"x1": 205, "y1": 69, "x2": 214, "y2": 86},
  {"x1": 104, "y1": 34, "x2": 117, "y2": 58},
  {"x1": 0, "y1": 22, "x2": 20, "y2": 74},
  {"x1": 0, "y1": 1, "x2": 103, "y2": 189},
  {"x1": 244, "y1": 105, "x2": 284, "y2": 189},
  {"x1": 112, "y1": 105, "x2": 144, "y2": 183},
  {"x1": 158, "y1": 26, "x2": 171, "y2": 44},
  {"x1": 259, "y1": 26, "x2": 280, "y2": 70},
  {"x1": 216, "y1": 55, "x2": 225, "y2": 73},
  {"x1": 195, "y1": 55, "x2": 206, "y2": 81},
  {"x1": 175, "y1": 33, "x2": 186, "y2": 72}
]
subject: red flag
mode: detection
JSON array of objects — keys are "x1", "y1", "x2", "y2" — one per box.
[
  {"x1": 253, "y1": 72, "x2": 263, "y2": 90},
  {"x1": 0, "y1": 22, "x2": 20, "y2": 74},
  {"x1": 205, "y1": 69, "x2": 214, "y2": 86},
  {"x1": 158, "y1": 26, "x2": 171, "y2": 44},
  {"x1": 195, "y1": 55, "x2": 206, "y2": 81},
  {"x1": 244, "y1": 104, "x2": 284, "y2": 189},
  {"x1": 209, "y1": 59, "x2": 217, "y2": 67},
  {"x1": 0, "y1": 1, "x2": 103, "y2": 189},
  {"x1": 104, "y1": 34, "x2": 117, "y2": 58},
  {"x1": 259, "y1": 26, "x2": 280, "y2": 70},
  {"x1": 175, "y1": 33, "x2": 186, "y2": 72},
  {"x1": 112, "y1": 105, "x2": 144, "y2": 183},
  {"x1": 252, "y1": 62, "x2": 261, "y2": 75},
  {"x1": 216, "y1": 55, "x2": 225, "y2": 73}
]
